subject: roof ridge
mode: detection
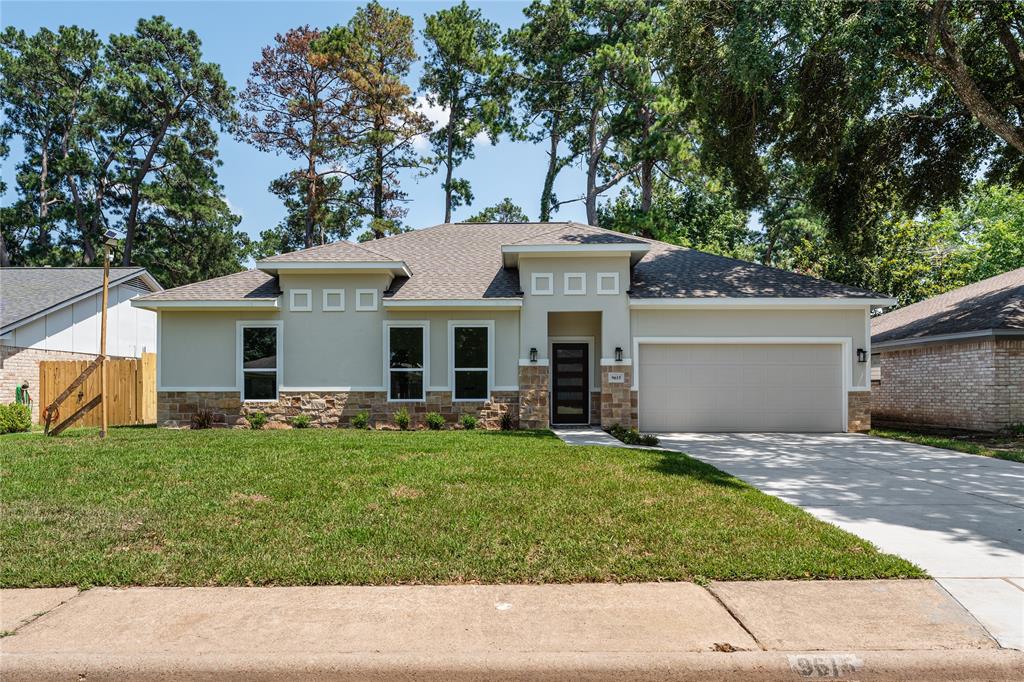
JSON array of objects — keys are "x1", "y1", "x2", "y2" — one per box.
[
  {"x1": 504, "y1": 222, "x2": 590, "y2": 245},
  {"x1": 260, "y1": 239, "x2": 397, "y2": 262}
]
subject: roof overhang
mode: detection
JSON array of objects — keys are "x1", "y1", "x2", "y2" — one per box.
[
  {"x1": 130, "y1": 298, "x2": 280, "y2": 312},
  {"x1": 256, "y1": 260, "x2": 411, "y2": 277},
  {"x1": 383, "y1": 299, "x2": 522, "y2": 310},
  {"x1": 501, "y1": 243, "x2": 650, "y2": 268},
  {"x1": 872, "y1": 328, "x2": 1024, "y2": 351},
  {"x1": 630, "y1": 297, "x2": 896, "y2": 310}
]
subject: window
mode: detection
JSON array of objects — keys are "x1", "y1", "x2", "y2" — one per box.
[
  {"x1": 387, "y1": 324, "x2": 426, "y2": 400},
  {"x1": 356, "y1": 289, "x2": 378, "y2": 311},
  {"x1": 597, "y1": 272, "x2": 619, "y2": 295},
  {"x1": 531, "y1": 272, "x2": 553, "y2": 295},
  {"x1": 322, "y1": 289, "x2": 345, "y2": 312},
  {"x1": 451, "y1": 323, "x2": 491, "y2": 401},
  {"x1": 241, "y1": 325, "x2": 279, "y2": 401},
  {"x1": 564, "y1": 272, "x2": 586, "y2": 295},
  {"x1": 289, "y1": 289, "x2": 312, "y2": 312}
]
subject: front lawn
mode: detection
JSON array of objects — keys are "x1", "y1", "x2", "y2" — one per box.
[
  {"x1": 871, "y1": 428, "x2": 1024, "y2": 464},
  {"x1": 0, "y1": 428, "x2": 923, "y2": 587}
]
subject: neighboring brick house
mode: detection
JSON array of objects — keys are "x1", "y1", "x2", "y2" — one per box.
[
  {"x1": 134, "y1": 222, "x2": 891, "y2": 433},
  {"x1": 871, "y1": 268, "x2": 1024, "y2": 432},
  {"x1": 0, "y1": 267, "x2": 162, "y2": 421}
]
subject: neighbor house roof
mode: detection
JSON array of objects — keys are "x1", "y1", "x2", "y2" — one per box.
[
  {"x1": 1, "y1": 267, "x2": 161, "y2": 333},
  {"x1": 135, "y1": 222, "x2": 886, "y2": 304},
  {"x1": 872, "y1": 268, "x2": 1024, "y2": 346}
]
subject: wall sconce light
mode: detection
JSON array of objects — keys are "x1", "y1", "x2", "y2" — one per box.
[
  {"x1": 614, "y1": 346, "x2": 623, "y2": 362},
  {"x1": 529, "y1": 347, "x2": 538, "y2": 363},
  {"x1": 856, "y1": 348, "x2": 867, "y2": 363}
]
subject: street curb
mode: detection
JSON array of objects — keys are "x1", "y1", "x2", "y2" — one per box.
[{"x1": 3, "y1": 649, "x2": 1023, "y2": 681}]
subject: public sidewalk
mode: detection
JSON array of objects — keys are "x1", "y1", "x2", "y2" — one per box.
[{"x1": 2, "y1": 581, "x2": 1022, "y2": 681}]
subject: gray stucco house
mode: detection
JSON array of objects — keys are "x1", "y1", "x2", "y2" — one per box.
[
  {"x1": 871, "y1": 267, "x2": 1024, "y2": 432},
  {"x1": 132, "y1": 222, "x2": 891, "y2": 432}
]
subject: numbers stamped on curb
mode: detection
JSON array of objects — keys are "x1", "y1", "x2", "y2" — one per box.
[{"x1": 787, "y1": 654, "x2": 863, "y2": 678}]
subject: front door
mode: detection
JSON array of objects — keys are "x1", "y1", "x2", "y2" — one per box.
[{"x1": 551, "y1": 343, "x2": 589, "y2": 425}]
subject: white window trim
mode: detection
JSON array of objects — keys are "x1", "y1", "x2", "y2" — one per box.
[
  {"x1": 322, "y1": 288, "x2": 345, "y2": 312},
  {"x1": 356, "y1": 289, "x2": 379, "y2": 312},
  {"x1": 236, "y1": 320, "x2": 284, "y2": 403},
  {"x1": 384, "y1": 320, "x2": 430, "y2": 402},
  {"x1": 596, "y1": 272, "x2": 619, "y2": 295},
  {"x1": 564, "y1": 272, "x2": 586, "y2": 295},
  {"x1": 447, "y1": 320, "x2": 495, "y2": 402},
  {"x1": 531, "y1": 272, "x2": 554, "y2": 296},
  {"x1": 289, "y1": 289, "x2": 312, "y2": 312}
]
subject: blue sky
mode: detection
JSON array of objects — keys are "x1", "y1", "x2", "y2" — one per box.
[{"x1": 1, "y1": 0, "x2": 593, "y2": 242}]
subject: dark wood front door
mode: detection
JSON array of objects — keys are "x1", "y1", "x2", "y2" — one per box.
[{"x1": 551, "y1": 343, "x2": 589, "y2": 425}]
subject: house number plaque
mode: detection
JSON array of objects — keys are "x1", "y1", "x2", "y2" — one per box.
[{"x1": 607, "y1": 372, "x2": 625, "y2": 384}]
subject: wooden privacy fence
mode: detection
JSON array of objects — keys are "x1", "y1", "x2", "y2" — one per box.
[{"x1": 39, "y1": 353, "x2": 156, "y2": 427}]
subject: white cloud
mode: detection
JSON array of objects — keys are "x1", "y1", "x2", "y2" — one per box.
[
  {"x1": 225, "y1": 197, "x2": 244, "y2": 219},
  {"x1": 413, "y1": 96, "x2": 490, "y2": 152}
]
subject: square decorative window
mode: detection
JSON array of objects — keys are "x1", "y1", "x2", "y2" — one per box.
[
  {"x1": 564, "y1": 273, "x2": 586, "y2": 295},
  {"x1": 596, "y1": 272, "x2": 619, "y2": 295},
  {"x1": 241, "y1": 325, "x2": 278, "y2": 401},
  {"x1": 322, "y1": 289, "x2": 345, "y2": 312},
  {"x1": 531, "y1": 272, "x2": 553, "y2": 296},
  {"x1": 356, "y1": 289, "x2": 378, "y2": 311},
  {"x1": 388, "y1": 325, "x2": 425, "y2": 400},
  {"x1": 289, "y1": 289, "x2": 312, "y2": 312},
  {"x1": 452, "y1": 324, "x2": 490, "y2": 401}
]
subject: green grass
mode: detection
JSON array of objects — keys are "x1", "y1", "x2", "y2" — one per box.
[
  {"x1": 871, "y1": 428, "x2": 1024, "y2": 464},
  {"x1": 0, "y1": 428, "x2": 924, "y2": 587}
]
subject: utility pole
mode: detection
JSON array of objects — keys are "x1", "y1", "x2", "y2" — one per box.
[{"x1": 99, "y1": 241, "x2": 110, "y2": 438}]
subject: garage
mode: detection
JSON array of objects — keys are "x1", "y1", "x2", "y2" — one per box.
[{"x1": 637, "y1": 342, "x2": 845, "y2": 432}]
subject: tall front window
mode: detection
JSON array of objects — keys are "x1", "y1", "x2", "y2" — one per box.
[
  {"x1": 242, "y1": 326, "x2": 278, "y2": 400},
  {"x1": 388, "y1": 326, "x2": 424, "y2": 400},
  {"x1": 453, "y1": 325, "x2": 489, "y2": 400}
]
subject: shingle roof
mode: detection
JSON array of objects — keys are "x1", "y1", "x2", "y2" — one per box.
[
  {"x1": 1, "y1": 267, "x2": 158, "y2": 331},
  {"x1": 258, "y1": 240, "x2": 394, "y2": 263},
  {"x1": 135, "y1": 269, "x2": 280, "y2": 302},
  {"x1": 872, "y1": 268, "x2": 1024, "y2": 344},
  {"x1": 135, "y1": 222, "x2": 886, "y2": 303}
]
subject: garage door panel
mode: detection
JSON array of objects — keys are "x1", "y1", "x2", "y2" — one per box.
[{"x1": 638, "y1": 343, "x2": 843, "y2": 433}]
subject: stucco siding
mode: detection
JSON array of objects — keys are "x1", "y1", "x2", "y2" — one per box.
[
  {"x1": 631, "y1": 307, "x2": 870, "y2": 388},
  {"x1": 518, "y1": 256, "x2": 630, "y2": 361},
  {"x1": 158, "y1": 311, "x2": 274, "y2": 389}
]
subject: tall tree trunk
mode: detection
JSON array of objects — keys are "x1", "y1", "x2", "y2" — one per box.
[
  {"x1": 639, "y1": 158, "x2": 653, "y2": 213},
  {"x1": 443, "y1": 127, "x2": 455, "y2": 223},
  {"x1": 0, "y1": 231, "x2": 10, "y2": 267},
  {"x1": 539, "y1": 118, "x2": 561, "y2": 222},
  {"x1": 305, "y1": 156, "x2": 317, "y2": 248},
  {"x1": 585, "y1": 104, "x2": 600, "y2": 226},
  {"x1": 123, "y1": 123, "x2": 173, "y2": 265}
]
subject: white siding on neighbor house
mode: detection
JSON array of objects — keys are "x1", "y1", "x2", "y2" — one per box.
[
  {"x1": 4, "y1": 282, "x2": 156, "y2": 358},
  {"x1": 518, "y1": 256, "x2": 631, "y2": 362},
  {"x1": 630, "y1": 307, "x2": 872, "y2": 389}
]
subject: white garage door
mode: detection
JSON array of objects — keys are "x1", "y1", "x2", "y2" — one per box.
[{"x1": 638, "y1": 343, "x2": 844, "y2": 432}]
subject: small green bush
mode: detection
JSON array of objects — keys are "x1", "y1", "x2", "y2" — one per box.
[
  {"x1": 607, "y1": 424, "x2": 659, "y2": 447},
  {"x1": 351, "y1": 411, "x2": 370, "y2": 429},
  {"x1": 394, "y1": 407, "x2": 411, "y2": 431},
  {"x1": 291, "y1": 414, "x2": 312, "y2": 429},
  {"x1": 460, "y1": 413, "x2": 478, "y2": 430},
  {"x1": 247, "y1": 411, "x2": 268, "y2": 430},
  {"x1": 499, "y1": 411, "x2": 514, "y2": 431},
  {"x1": 190, "y1": 409, "x2": 214, "y2": 430},
  {"x1": 425, "y1": 412, "x2": 445, "y2": 430},
  {"x1": 0, "y1": 403, "x2": 32, "y2": 434},
  {"x1": 1009, "y1": 423, "x2": 1024, "y2": 436}
]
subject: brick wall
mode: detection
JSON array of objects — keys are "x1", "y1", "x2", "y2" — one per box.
[
  {"x1": 518, "y1": 364, "x2": 550, "y2": 429},
  {"x1": 847, "y1": 391, "x2": 871, "y2": 432},
  {"x1": 0, "y1": 345, "x2": 98, "y2": 422},
  {"x1": 600, "y1": 364, "x2": 636, "y2": 429},
  {"x1": 871, "y1": 338, "x2": 1021, "y2": 432}
]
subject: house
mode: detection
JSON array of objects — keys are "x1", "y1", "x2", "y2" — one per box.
[
  {"x1": 0, "y1": 267, "x2": 163, "y2": 420},
  {"x1": 132, "y1": 222, "x2": 890, "y2": 432},
  {"x1": 871, "y1": 268, "x2": 1024, "y2": 432}
]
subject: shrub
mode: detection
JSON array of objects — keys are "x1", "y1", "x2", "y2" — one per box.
[
  {"x1": 607, "y1": 424, "x2": 659, "y2": 447},
  {"x1": 1009, "y1": 423, "x2": 1024, "y2": 436},
  {"x1": 425, "y1": 412, "x2": 445, "y2": 430},
  {"x1": 0, "y1": 403, "x2": 32, "y2": 434},
  {"x1": 247, "y1": 411, "x2": 268, "y2": 430},
  {"x1": 351, "y1": 411, "x2": 370, "y2": 429},
  {"x1": 190, "y1": 409, "x2": 214, "y2": 430},
  {"x1": 291, "y1": 414, "x2": 312, "y2": 429},
  {"x1": 394, "y1": 407, "x2": 411, "y2": 430},
  {"x1": 499, "y1": 410, "x2": 514, "y2": 431},
  {"x1": 460, "y1": 413, "x2": 478, "y2": 430}
]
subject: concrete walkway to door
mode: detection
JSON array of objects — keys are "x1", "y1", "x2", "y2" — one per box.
[{"x1": 650, "y1": 433, "x2": 1024, "y2": 650}]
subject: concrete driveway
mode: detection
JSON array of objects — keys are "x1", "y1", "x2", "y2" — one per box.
[{"x1": 655, "y1": 432, "x2": 1024, "y2": 650}]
